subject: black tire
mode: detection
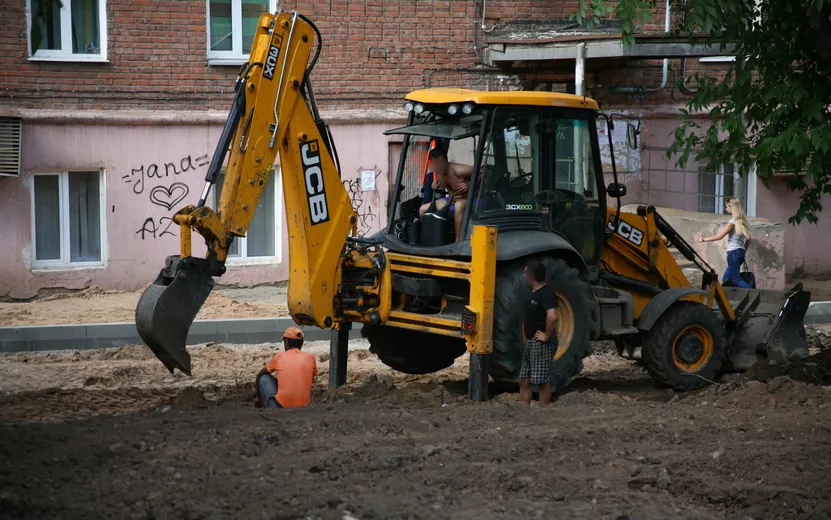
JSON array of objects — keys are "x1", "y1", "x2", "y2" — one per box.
[
  {"x1": 362, "y1": 325, "x2": 466, "y2": 374},
  {"x1": 490, "y1": 258, "x2": 595, "y2": 391},
  {"x1": 642, "y1": 301, "x2": 726, "y2": 391}
]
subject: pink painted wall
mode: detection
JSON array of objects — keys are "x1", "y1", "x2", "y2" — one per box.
[
  {"x1": 328, "y1": 122, "x2": 393, "y2": 237},
  {"x1": 755, "y1": 177, "x2": 831, "y2": 275},
  {"x1": 632, "y1": 117, "x2": 831, "y2": 277},
  {"x1": 0, "y1": 120, "x2": 394, "y2": 299}
]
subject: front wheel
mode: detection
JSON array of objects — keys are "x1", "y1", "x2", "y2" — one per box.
[
  {"x1": 642, "y1": 301, "x2": 726, "y2": 390},
  {"x1": 490, "y1": 258, "x2": 595, "y2": 391}
]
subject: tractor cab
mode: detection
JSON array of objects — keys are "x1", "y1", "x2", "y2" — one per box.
[{"x1": 382, "y1": 89, "x2": 608, "y2": 274}]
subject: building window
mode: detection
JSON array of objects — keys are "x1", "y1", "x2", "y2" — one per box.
[
  {"x1": 207, "y1": 0, "x2": 277, "y2": 65},
  {"x1": 214, "y1": 167, "x2": 282, "y2": 262},
  {"x1": 28, "y1": 0, "x2": 107, "y2": 62},
  {"x1": 697, "y1": 164, "x2": 742, "y2": 215},
  {"x1": 31, "y1": 170, "x2": 106, "y2": 268}
]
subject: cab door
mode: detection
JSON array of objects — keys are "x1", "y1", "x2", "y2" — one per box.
[{"x1": 543, "y1": 111, "x2": 605, "y2": 269}]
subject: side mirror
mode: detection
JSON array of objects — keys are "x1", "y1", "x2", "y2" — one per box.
[
  {"x1": 626, "y1": 122, "x2": 640, "y2": 150},
  {"x1": 606, "y1": 183, "x2": 627, "y2": 198}
]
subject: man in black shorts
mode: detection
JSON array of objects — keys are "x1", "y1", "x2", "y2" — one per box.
[{"x1": 519, "y1": 260, "x2": 558, "y2": 406}]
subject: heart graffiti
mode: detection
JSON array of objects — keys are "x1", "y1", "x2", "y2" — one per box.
[{"x1": 149, "y1": 182, "x2": 190, "y2": 211}]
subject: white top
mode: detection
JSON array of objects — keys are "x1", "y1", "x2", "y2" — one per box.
[{"x1": 726, "y1": 218, "x2": 747, "y2": 252}]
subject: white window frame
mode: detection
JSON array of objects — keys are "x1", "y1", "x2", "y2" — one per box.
[
  {"x1": 216, "y1": 166, "x2": 283, "y2": 265},
  {"x1": 29, "y1": 170, "x2": 107, "y2": 270},
  {"x1": 698, "y1": 163, "x2": 744, "y2": 215},
  {"x1": 207, "y1": 0, "x2": 277, "y2": 66},
  {"x1": 27, "y1": 0, "x2": 108, "y2": 63}
]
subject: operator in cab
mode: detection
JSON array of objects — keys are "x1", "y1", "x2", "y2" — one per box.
[
  {"x1": 255, "y1": 327, "x2": 318, "y2": 409},
  {"x1": 418, "y1": 146, "x2": 473, "y2": 243}
]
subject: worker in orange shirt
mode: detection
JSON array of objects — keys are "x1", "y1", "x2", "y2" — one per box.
[{"x1": 255, "y1": 327, "x2": 318, "y2": 408}]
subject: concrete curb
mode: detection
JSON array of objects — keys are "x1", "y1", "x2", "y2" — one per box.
[
  {"x1": 1, "y1": 301, "x2": 827, "y2": 353},
  {"x1": 0, "y1": 318, "x2": 363, "y2": 353},
  {"x1": 805, "y1": 301, "x2": 831, "y2": 325}
]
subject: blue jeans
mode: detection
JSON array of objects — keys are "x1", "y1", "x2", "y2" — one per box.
[
  {"x1": 723, "y1": 249, "x2": 751, "y2": 289},
  {"x1": 257, "y1": 374, "x2": 282, "y2": 408}
]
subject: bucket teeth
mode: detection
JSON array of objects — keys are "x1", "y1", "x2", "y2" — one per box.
[{"x1": 135, "y1": 258, "x2": 215, "y2": 375}]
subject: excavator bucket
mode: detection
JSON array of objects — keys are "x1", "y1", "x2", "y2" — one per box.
[
  {"x1": 724, "y1": 285, "x2": 811, "y2": 371},
  {"x1": 135, "y1": 256, "x2": 215, "y2": 376}
]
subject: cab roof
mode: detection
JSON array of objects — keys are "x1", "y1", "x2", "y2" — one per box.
[{"x1": 405, "y1": 88, "x2": 600, "y2": 111}]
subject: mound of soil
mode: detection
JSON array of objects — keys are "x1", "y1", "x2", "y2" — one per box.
[
  {"x1": 742, "y1": 350, "x2": 831, "y2": 386},
  {"x1": 169, "y1": 387, "x2": 212, "y2": 410},
  {"x1": 806, "y1": 325, "x2": 831, "y2": 351}
]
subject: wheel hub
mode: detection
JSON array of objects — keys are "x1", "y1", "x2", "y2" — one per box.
[{"x1": 675, "y1": 335, "x2": 704, "y2": 364}]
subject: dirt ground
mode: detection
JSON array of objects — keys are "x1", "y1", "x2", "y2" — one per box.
[
  {"x1": 2, "y1": 336, "x2": 831, "y2": 519},
  {"x1": 0, "y1": 285, "x2": 287, "y2": 326}
]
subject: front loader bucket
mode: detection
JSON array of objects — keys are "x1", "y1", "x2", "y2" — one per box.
[
  {"x1": 724, "y1": 285, "x2": 811, "y2": 371},
  {"x1": 136, "y1": 256, "x2": 215, "y2": 375}
]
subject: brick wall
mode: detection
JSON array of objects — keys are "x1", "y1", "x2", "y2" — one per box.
[{"x1": 0, "y1": 0, "x2": 718, "y2": 112}]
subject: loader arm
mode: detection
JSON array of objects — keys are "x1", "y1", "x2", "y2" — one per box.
[
  {"x1": 602, "y1": 205, "x2": 735, "y2": 323},
  {"x1": 135, "y1": 11, "x2": 356, "y2": 374}
]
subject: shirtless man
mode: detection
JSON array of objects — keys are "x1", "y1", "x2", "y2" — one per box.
[{"x1": 418, "y1": 147, "x2": 473, "y2": 243}]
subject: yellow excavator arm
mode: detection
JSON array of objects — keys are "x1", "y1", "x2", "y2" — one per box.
[{"x1": 136, "y1": 11, "x2": 357, "y2": 374}]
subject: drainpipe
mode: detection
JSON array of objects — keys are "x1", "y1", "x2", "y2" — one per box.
[
  {"x1": 678, "y1": 0, "x2": 698, "y2": 94},
  {"x1": 609, "y1": 0, "x2": 671, "y2": 95},
  {"x1": 575, "y1": 42, "x2": 586, "y2": 96},
  {"x1": 575, "y1": 43, "x2": 586, "y2": 193},
  {"x1": 735, "y1": 55, "x2": 754, "y2": 214},
  {"x1": 481, "y1": 0, "x2": 496, "y2": 33},
  {"x1": 679, "y1": 55, "x2": 697, "y2": 95}
]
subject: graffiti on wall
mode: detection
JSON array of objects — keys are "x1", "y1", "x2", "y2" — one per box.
[
  {"x1": 127, "y1": 154, "x2": 208, "y2": 240},
  {"x1": 123, "y1": 154, "x2": 209, "y2": 195},
  {"x1": 135, "y1": 217, "x2": 177, "y2": 240},
  {"x1": 343, "y1": 168, "x2": 381, "y2": 234},
  {"x1": 149, "y1": 182, "x2": 190, "y2": 210}
]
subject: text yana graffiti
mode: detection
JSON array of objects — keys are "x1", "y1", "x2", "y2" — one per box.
[
  {"x1": 130, "y1": 153, "x2": 206, "y2": 240},
  {"x1": 123, "y1": 153, "x2": 209, "y2": 195}
]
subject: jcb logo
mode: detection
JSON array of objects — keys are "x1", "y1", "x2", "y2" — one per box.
[
  {"x1": 301, "y1": 140, "x2": 329, "y2": 225},
  {"x1": 505, "y1": 204, "x2": 534, "y2": 211},
  {"x1": 607, "y1": 216, "x2": 644, "y2": 247},
  {"x1": 263, "y1": 37, "x2": 282, "y2": 80}
]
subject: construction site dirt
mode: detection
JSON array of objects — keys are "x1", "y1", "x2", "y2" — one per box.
[{"x1": 2, "y1": 333, "x2": 831, "y2": 520}]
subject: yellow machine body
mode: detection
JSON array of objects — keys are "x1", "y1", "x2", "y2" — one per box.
[{"x1": 135, "y1": 9, "x2": 809, "y2": 394}]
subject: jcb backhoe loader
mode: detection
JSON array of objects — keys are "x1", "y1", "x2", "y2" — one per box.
[{"x1": 136, "y1": 10, "x2": 810, "y2": 399}]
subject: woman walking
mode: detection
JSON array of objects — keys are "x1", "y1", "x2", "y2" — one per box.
[{"x1": 701, "y1": 198, "x2": 752, "y2": 289}]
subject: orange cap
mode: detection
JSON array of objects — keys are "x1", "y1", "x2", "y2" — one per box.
[{"x1": 283, "y1": 327, "x2": 304, "y2": 340}]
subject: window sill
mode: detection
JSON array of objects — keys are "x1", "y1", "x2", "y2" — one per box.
[
  {"x1": 32, "y1": 263, "x2": 106, "y2": 272},
  {"x1": 28, "y1": 56, "x2": 109, "y2": 64},
  {"x1": 208, "y1": 57, "x2": 250, "y2": 66}
]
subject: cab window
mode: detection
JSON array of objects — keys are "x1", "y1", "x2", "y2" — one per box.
[{"x1": 476, "y1": 108, "x2": 541, "y2": 216}]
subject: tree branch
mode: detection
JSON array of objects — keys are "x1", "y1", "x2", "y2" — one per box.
[{"x1": 806, "y1": 6, "x2": 831, "y2": 77}]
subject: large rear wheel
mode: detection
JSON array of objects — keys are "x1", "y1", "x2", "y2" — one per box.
[
  {"x1": 490, "y1": 258, "x2": 595, "y2": 391},
  {"x1": 362, "y1": 325, "x2": 466, "y2": 374},
  {"x1": 642, "y1": 301, "x2": 726, "y2": 390}
]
